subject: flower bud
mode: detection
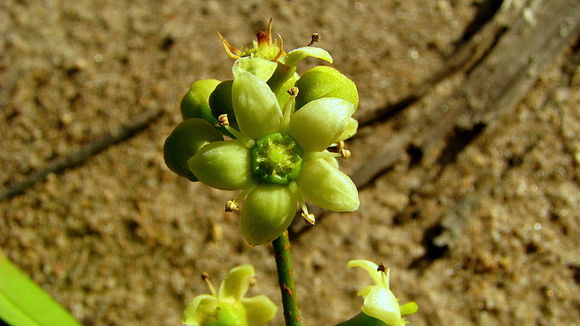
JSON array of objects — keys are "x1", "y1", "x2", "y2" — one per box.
[
  {"x1": 295, "y1": 66, "x2": 358, "y2": 110},
  {"x1": 181, "y1": 79, "x2": 221, "y2": 123},
  {"x1": 163, "y1": 119, "x2": 223, "y2": 181}
]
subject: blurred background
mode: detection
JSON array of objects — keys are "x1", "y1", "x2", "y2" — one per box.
[{"x1": 1, "y1": 0, "x2": 578, "y2": 325}]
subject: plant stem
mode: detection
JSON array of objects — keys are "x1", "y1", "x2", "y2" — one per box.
[{"x1": 272, "y1": 230, "x2": 301, "y2": 326}]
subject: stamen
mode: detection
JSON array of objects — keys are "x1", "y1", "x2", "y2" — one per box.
[
  {"x1": 217, "y1": 114, "x2": 230, "y2": 126},
  {"x1": 225, "y1": 200, "x2": 239, "y2": 212},
  {"x1": 235, "y1": 183, "x2": 257, "y2": 203},
  {"x1": 298, "y1": 196, "x2": 315, "y2": 225},
  {"x1": 301, "y1": 212, "x2": 316, "y2": 225},
  {"x1": 201, "y1": 272, "x2": 217, "y2": 295},
  {"x1": 307, "y1": 33, "x2": 321, "y2": 46},
  {"x1": 302, "y1": 151, "x2": 341, "y2": 161},
  {"x1": 340, "y1": 148, "x2": 351, "y2": 160},
  {"x1": 280, "y1": 90, "x2": 297, "y2": 132}
]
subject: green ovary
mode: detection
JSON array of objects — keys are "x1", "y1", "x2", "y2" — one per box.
[{"x1": 251, "y1": 133, "x2": 303, "y2": 185}]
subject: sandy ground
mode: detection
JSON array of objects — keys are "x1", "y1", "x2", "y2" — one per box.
[{"x1": 1, "y1": 0, "x2": 578, "y2": 325}]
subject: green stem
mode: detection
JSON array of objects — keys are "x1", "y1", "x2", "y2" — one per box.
[{"x1": 272, "y1": 230, "x2": 302, "y2": 326}]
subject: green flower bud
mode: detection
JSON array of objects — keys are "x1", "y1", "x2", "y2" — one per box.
[
  {"x1": 181, "y1": 79, "x2": 222, "y2": 123},
  {"x1": 163, "y1": 118, "x2": 223, "y2": 181},
  {"x1": 188, "y1": 140, "x2": 252, "y2": 190},
  {"x1": 241, "y1": 184, "x2": 298, "y2": 245},
  {"x1": 295, "y1": 66, "x2": 359, "y2": 110}
]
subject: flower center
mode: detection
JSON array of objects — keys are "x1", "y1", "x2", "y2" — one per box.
[{"x1": 251, "y1": 133, "x2": 303, "y2": 185}]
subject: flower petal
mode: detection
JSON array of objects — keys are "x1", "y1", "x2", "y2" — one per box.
[
  {"x1": 241, "y1": 295, "x2": 278, "y2": 326},
  {"x1": 361, "y1": 286, "x2": 402, "y2": 326},
  {"x1": 241, "y1": 184, "x2": 297, "y2": 245},
  {"x1": 188, "y1": 140, "x2": 252, "y2": 190},
  {"x1": 163, "y1": 118, "x2": 223, "y2": 181},
  {"x1": 347, "y1": 260, "x2": 382, "y2": 286},
  {"x1": 182, "y1": 294, "x2": 217, "y2": 325},
  {"x1": 280, "y1": 46, "x2": 333, "y2": 67},
  {"x1": 218, "y1": 264, "x2": 255, "y2": 301},
  {"x1": 297, "y1": 159, "x2": 359, "y2": 211},
  {"x1": 289, "y1": 98, "x2": 354, "y2": 151},
  {"x1": 338, "y1": 117, "x2": 358, "y2": 141},
  {"x1": 235, "y1": 56, "x2": 278, "y2": 81},
  {"x1": 232, "y1": 62, "x2": 282, "y2": 139}
]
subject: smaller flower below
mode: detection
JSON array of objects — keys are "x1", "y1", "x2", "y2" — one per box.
[
  {"x1": 182, "y1": 265, "x2": 277, "y2": 326},
  {"x1": 346, "y1": 260, "x2": 418, "y2": 326}
]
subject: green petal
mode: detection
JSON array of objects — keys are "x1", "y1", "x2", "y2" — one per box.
[
  {"x1": 181, "y1": 79, "x2": 221, "y2": 122},
  {"x1": 235, "y1": 57, "x2": 278, "y2": 81},
  {"x1": 295, "y1": 66, "x2": 359, "y2": 110},
  {"x1": 241, "y1": 184, "x2": 297, "y2": 245},
  {"x1": 347, "y1": 260, "x2": 382, "y2": 286},
  {"x1": 232, "y1": 63, "x2": 282, "y2": 139},
  {"x1": 361, "y1": 287, "x2": 402, "y2": 326},
  {"x1": 163, "y1": 119, "x2": 223, "y2": 181},
  {"x1": 242, "y1": 295, "x2": 278, "y2": 326},
  {"x1": 338, "y1": 117, "x2": 358, "y2": 141},
  {"x1": 289, "y1": 98, "x2": 354, "y2": 151},
  {"x1": 280, "y1": 46, "x2": 333, "y2": 67},
  {"x1": 188, "y1": 140, "x2": 252, "y2": 190},
  {"x1": 297, "y1": 159, "x2": 359, "y2": 211},
  {"x1": 218, "y1": 265, "x2": 255, "y2": 301},
  {"x1": 182, "y1": 294, "x2": 218, "y2": 325}
]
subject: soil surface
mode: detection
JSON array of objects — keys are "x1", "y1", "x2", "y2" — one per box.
[{"x1": 1, "y1": 1, "x2": 578, "y2": 325}]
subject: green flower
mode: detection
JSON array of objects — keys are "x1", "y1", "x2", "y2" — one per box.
[
  {"x1": 182, "y1": 265, "x2": 277, "y2": 326},
  {"x1": 187, "y1": 59, "x2": 359, "y2": 245},
  {"x1": 164, "y1": 21, "x2": 359, "y2": 245},
  {"x1": 341, "y1": 260, "x2": 418, "y2": 326}
]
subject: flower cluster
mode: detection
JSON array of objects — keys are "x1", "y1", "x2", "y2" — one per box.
[{"x1": 164, "y1": 21, "x2": 360, "y2": 245}]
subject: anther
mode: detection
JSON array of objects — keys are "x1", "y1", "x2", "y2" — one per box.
[
  {"x1": 217, "y1": 114, "x2": 230, "y2": 126},
  {"x1": 225, "y1": 200, "x2": 239, "y2": 212},
  {"x1": 307, "y1": 33, "x2": 321, "y2": 46},
  {"x1": 249, "y1": 277, "x2": 257, "y2": 287},
  {"x1": 301, "y1": 212, "x2": 316, "y2": 225},
  {"x1": 340, "y1": 148, "x2": 351, "y2": 160},
  {"x1": 377, "y1": 263, "x2": 386, "y2": 273},
  {"x1": 287, "y1": 87, "x2": 299, "y2": 97}
]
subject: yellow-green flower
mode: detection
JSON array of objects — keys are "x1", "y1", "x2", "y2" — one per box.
[
  {"x1": 187, "y1": 59, "x2": 359, "y2": 245},
  {"x1": 343, "y1": 260, "x2": 418, "y2": 326},
  {"x1": 182, "y1": 265, "x2": 277, "y2": 326},
  {"x1": 164, "y1": 22, "x2": 360, "y2": 246}
]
